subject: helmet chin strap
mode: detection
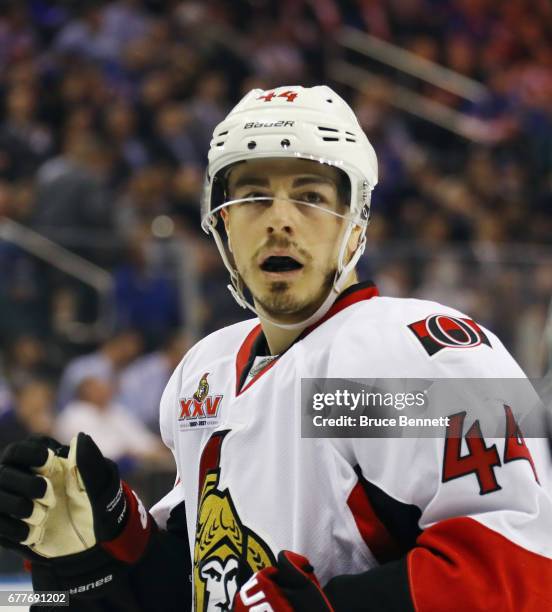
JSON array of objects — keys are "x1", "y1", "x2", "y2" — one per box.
[{"x1": 209, "y1": 219, "x2": 366, "y2": 332}]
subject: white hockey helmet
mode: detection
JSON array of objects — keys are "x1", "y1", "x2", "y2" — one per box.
[{"x1": 201, "y1": 85, "x2": 378, "y2": 329}]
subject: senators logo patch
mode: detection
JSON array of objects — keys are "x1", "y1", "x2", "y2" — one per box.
[
  {"x1": 178, "y1": 373, "x2": 223, "y2": 431},
  {"x1": 409, "y1": 314, "x2": 491, "y2": 356},
  {"x1": 195, "y1": 431, "x2": 275, "y2": 611}
]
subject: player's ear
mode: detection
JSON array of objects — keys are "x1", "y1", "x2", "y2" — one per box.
[
  {"x1": 220, "y1": 208, "x2": 233, "y2": 253},
  {"x1": 346, "y1": 225, "x2": 362, "y2": 258}
]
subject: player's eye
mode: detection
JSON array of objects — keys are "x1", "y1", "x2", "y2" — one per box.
[
  {"x1": 246, "y1": 191, "x2": 269, "y2": 199},
  {"x1": 230, "y1": 191, "x2": 270, "y2": 208},
  {"x1": 295, "y1": 191, "x2": 328, "y2": 206},
  {"x1": 242, "y1": 191, "x2": 271, "y2": 204}
]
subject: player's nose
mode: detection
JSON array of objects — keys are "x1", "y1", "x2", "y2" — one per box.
[{"x1": 265, "y1": 192, "x2": 296, "y2": 235}]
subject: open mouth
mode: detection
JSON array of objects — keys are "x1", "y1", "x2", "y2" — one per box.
[{"x1": 260, "y1": 256, "x2": 303, "y2": 273}]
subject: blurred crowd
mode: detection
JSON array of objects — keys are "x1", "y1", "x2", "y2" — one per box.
[
  {"x1": 0, "y1": 0, "x2": 551, "y2": 477},
  {"x1": 0, "y1": 330, "x2": 187, "y2": 465}
]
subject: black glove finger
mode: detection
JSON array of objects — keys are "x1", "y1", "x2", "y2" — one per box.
[
  {"x1": 276, "y1": 551, "x2": 312, "y2": 588},
  {"x1": 0, "y1": 513, "x2": 30, "y2": 543},
  {"x1": 1, "y1": 440, "x2": 50, "y2": 469},
  {"x1": 0, "y1": 465, "x2": 47, "y2": 500},
  {"x1": 76, "y1": 433, "x2": 116, "y2": 497},
  {"x1": 74, "y1": 433, "x2": 125, "y2": 542},
  {"x1": 26, "y1": 434, "x2": 65, "y2": 452},
  {"x1": 0, "y1": 489, "x2": 33, "y2": 519},
  {"x1": 0, "y1": 535, "x2": 48, "y2": 563}
]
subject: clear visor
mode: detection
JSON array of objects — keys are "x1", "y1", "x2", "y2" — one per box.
[
  {"x1": 208, "y1": 196, "x2": 355, "y2": 225},
  {"x1": 201, "y1": 155, "x2": 360, "y2": 232}
]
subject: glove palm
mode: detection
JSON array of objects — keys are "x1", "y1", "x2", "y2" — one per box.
[{"x1": 23, "y1": 440, "x2": 95, "y2": 558}]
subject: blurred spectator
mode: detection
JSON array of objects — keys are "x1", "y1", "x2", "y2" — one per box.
[
  {"x1": 4, "y1": 334, "x2": 58, "y2": 390},
  {"x1": 0, "y1": 3, "x2": 37, "y2": 73},
  {"x1": 137, "y1": 69, "x2": 175, "y2": 128},
  {"x1": 104, "y1": 102, "x2": 149, "y2": 171},
  {"x1": 101, "y1": 0, "x2": 151, "y2": 54},
  {"x1": 118, "y1": 331, "x2": 190, "y2": 432},
  {"x1": 33, "y1": 130, "x2": 116, "y2": 265},
  {"x1": 0, "y1": 379, "x2": 55, "y2": 453},
  {"x1": 54, "y1": 1, "x2": 151, "y2": 63},
  {"x1": 113, "y1": 225, "x2": 181, "y2": 347},
  {"x1": 187, "y1": 72, "x2": 229, "y2": 158},
  {"x1": 0, "y1": 83, "x2": 53, "y2": 180},
  {"x1": 57, "y1": 329, "x2": 142, "y2": 409},
  {"x1": 55, "y1": 376, "x2": 168, "y2": 466},
  {"x1": 8, "y1": 178, "x2": 35, "y2": 224},
  {"x1": 150, "y1": 103, "x2": 200, "y2": 167},
  {"x1": 414, "y1": 257, "x2": 478, "y2": 314},
  {"x1": 0, "y1": 373, "x2": 12, "y2": 418},
  {"x1": 249, "y1": 22, "x2": 306, "y2": 83},
  {"x1": 0, "y1": 181, "x2": 48, "y2": 337},
  {"x1": 170, "y1": 164, "x2": 203, "y2": 227},
  {"x1": 115, "y1": 165, "x2": 171, "y2": 235},
  {"x1": 54, "y1": 4, "x2": 111, "y2": 61}
]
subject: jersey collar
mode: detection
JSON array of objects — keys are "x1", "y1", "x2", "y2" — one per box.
[{"x1": 235, "y1": 281, "x2": 379, "y2": 395}]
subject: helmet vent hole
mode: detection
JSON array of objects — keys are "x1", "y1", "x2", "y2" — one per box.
[
  {"x1": 346, "y1": 138, "x2": 356, "y2": 143},
  {"x1": 322, "y1": 137, "x2": 339, "y2": 142},
  {"x1": 326, "y1": 99, "x2": 333, "y2": 103},
  {"x1": 318, "y1": 126, "x2": 339, "y2": 133},
  {"x1": 217, "y1": 131, "x2": 228, "y2": 136},
  {"x1": 247, "y1": 141, "x2": 257, "y2": 150},
  {"x1": 215, "y1": 142, "x2": 224, "y2": 147},
  {"x1": 280, "y1": 138, "x2": 291, "y2": 148}
]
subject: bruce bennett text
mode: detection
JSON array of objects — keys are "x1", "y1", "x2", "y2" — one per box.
[{"x1": 312, "y1": 415, "x2": 451, "y2": 428}]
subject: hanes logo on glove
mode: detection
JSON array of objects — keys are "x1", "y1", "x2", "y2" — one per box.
[{"x1": 234, "y1": 551, "x2": 334, "y2": 612}]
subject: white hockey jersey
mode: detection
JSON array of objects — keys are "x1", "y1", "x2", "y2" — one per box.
[{"x1": 151, "y1": 282, "x2": 552, "y2": 611}]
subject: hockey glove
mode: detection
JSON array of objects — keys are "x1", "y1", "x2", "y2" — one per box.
[
  {"x1": 234, "y1": 550, "x2": 334, "y2": 612},
  {"x1": 0, "y1": 433, "x2": 152, "y2": 597}
]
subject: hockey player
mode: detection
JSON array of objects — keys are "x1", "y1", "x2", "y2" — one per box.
[{"x1": 1, "y1": 86, "x2": 551, "y2": 611}]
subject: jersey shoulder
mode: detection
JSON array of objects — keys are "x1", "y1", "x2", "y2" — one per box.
[
  {"x1": 308, "y1": 295, "x2": 524, "y2": 379},
  {"x1": 177, "y1": 317, "x2": 259, "y2": 371},
  {"x1": 158, "y1": 317, "x2": 258, "y2": 447}
]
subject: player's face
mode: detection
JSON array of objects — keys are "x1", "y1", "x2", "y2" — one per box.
[{"x1": 223, "y1": 158, "x2": 355, "y2": 322}]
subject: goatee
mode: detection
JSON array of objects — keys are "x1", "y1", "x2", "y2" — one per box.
[{"x1": 254, "y1": 272, "x2": 335, "y2": 318}]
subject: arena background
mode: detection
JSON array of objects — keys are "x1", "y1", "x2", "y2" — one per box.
[{"x1": 0, "y1": 0, "x2": 551, "y2": 596}]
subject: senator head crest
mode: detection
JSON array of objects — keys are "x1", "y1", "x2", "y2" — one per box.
[{"x1": 194, "y1": 373, "x2": 210, "y2": 402}]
